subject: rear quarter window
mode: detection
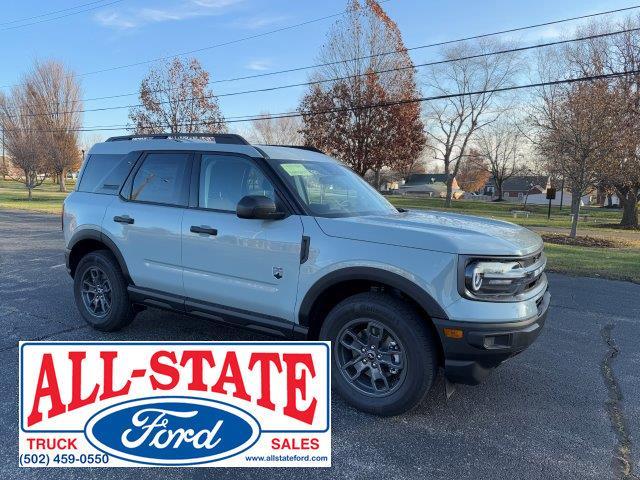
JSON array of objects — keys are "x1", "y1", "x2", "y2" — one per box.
[{"x1": 77, "y1": 154, "x2": 134, "y2": 194}]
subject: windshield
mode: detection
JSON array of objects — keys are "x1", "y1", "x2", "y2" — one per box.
[{"x1": 273, "y1": 159, "x2": 398, "y2": 218}]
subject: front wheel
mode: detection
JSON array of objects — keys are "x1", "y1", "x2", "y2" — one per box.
[{"x1": 320, "y1": 292, "x2": 438, "y2": 416}]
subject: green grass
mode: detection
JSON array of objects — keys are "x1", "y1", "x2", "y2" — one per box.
[
  {"x1": 544, "y1": 243, "x2": 640, "y2": 283},
  {"x1": 0, "y1": 178, "x2": 73, "y2": 214}
]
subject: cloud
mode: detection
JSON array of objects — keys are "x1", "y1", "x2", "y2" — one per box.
[
  {"x1": 245, "y1": 59, "x2": 272, "y2": 71},
  {"x1": 95, "y1": 0, "x2": 244, "y2": 29}
]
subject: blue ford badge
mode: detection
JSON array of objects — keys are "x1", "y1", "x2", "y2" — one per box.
[{"x1": 84, "y1": 396, "x2": 261, "y2": 465}]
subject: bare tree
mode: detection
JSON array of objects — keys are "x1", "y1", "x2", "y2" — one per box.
[
  {"x1": 475, "y1": 122, "x2": 523, "y2": 200},
  {"x1": 299, "y1": 0, "x2": 425, "y2": 188},
  {"x1": 532, "y1": 47, "x2": 616, "y2": 237},
  {"x1": 424, "y1": 40, "x2": 521, "y2": 206},
  {"x1": 247, "y1": 113, "x2": 303, "y2": 145},
  {"x1": 597, "y1": 18, "x2": 640, "y2": 227},
  {"x1": 26, "y1": 61, "x2": 82, "y2": 192},
  {"x1": 0, "y1": 86, "x2": 47, "y2": 199},
  {"x1": 551, "y1": 18, "x2": 640, "y2": 228},
  {"x1": 130, "y1": 58, "x2": 227, "y2": 134}
]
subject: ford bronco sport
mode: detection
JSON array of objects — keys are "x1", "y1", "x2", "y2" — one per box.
[{"x1": 63, "y1": 133, "x2": 550, "y2": 415}]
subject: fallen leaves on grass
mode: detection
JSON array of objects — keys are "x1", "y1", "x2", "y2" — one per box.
[{"x1": 541, "y1": 233, "x2": 626, "y2": 248}]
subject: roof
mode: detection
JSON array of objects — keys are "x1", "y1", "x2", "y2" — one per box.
[
  {"x1": 403, "y1": 173, "x2": 451, "y2": 186},
  {"x1": 401, "y1": 183, "x2": 448, "y2": 194},
  {"x1": 488, "y1": 175, "x2": 549, "y2": 192},
  {"x1": 87, "y1": 134, "x2": 335, "y2": 163},
  {"x1": 255, "y1": 145, "x2": 334, "y2": 163}
]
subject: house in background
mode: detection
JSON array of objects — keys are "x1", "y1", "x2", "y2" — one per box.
[
  {"x1": 484, "y1": 175, "x2": 592, "y2": 206},
  {"x1": 399, "y1": 173, "x2": 464, "y2": 198},
  {"x1": 483, "y1": 175, "x2": 551, "y2": 200}
]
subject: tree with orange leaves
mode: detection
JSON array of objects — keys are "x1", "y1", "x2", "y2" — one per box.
[{"x1": 299, "y1": 0, "x2": 425, "y2": 189}]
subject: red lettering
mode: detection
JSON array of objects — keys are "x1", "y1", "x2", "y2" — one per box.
[
  {"x1": 68, "y1": 352, "x2": 99, "y2": 411},
  {"x1": 271, "y1": 437, "x2": 319, "y2": 450},
  {"x1": 27, "y1": 354, "x2": 65, "y2": 426},
  {"x1": 180, "y1": 350, "x2": 215, "y2": 391},
  {"x1": 283, "y1": 353, "x2": 317, "y2": 425},
  {"x1": 149, "y1": 351, "x2": 179, "y2": 390},
  {"x1": 211, "y1": 351, "x2": 250, "y2": 401},
  {"x1": 249, "y1": 352, "x2": 282, "y2": 411},
  {"x1": 27, "y1": 437, "x2": 78, "y2": 450},
  {"x1": 100, "y1": 351, "x2": 131, "y2": 400}
]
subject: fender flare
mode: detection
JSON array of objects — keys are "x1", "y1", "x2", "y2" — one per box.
[
  {"x1": 67, "y1": 229, "x2": 133, "y2": 284},
  {"x1": 298, "y1": 267, "x2": 449, "y2": 326}
]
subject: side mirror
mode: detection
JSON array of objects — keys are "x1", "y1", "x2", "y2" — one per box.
[{"x1": 236, "y1": 195, "x2": 286, "y2": 220}]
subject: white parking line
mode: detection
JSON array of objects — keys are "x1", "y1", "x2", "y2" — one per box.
[{"x1": 49, "y1": 263, "x2": 65, "y2": 269}]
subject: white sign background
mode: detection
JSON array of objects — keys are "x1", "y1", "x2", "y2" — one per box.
[{"x1": 19, "y1": 341, "x2": 331, "y2": 467}]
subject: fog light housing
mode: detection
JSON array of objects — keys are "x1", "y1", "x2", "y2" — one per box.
[{"x1": 443, "y1": 328, "x2": 464, "y2": 339}]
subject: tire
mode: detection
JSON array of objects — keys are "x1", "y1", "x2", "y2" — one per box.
[
  {"x1": 320, "y1": 292, "x2": 438, "y2": 416},
  {"x1": 73, "y1": 250, "x2": 134, "y2": 332}
]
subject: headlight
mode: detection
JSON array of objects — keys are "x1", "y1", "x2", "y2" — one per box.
[{"x1": 459, "y1": 252, "x2": 547, "y2": 301}]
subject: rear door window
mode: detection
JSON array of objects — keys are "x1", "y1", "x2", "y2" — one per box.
[
  {"x1": 129, "y1": 152, "x2": 191, "y2": 207},
  {"x1": 77, "y1": 154, "x2": 133, "y2": 194}
]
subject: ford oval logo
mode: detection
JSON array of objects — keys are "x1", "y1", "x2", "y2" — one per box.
[{"x1": 84, "y1": 396, "x2": 261, "y2": 465}]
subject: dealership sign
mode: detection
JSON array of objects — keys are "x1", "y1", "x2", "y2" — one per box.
[{"x1": 19, "y1": 342, "x2": 330, "y2": 467}]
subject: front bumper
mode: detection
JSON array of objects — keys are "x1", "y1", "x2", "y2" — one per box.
[{"x1": 433, "y1": 290, "x2": 550, "y2": 385}]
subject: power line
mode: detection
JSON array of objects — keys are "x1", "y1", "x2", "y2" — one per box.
[
  {"x1": 14, "y1": 69, "x2": 640, "y2": 133},
  {"x1": 16, "y1": 26, "x2": 640, "y2": 118},
  {"x1": 0, "y1": 0, "x2": 112, "y2": 26},
  {"x1": 0, "y1": 0, "x2": 125, "y2": 32},
  {"x1": 1, "y1": 0, "x2": 635, "y2": 91}
]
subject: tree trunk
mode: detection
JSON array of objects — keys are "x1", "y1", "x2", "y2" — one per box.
[
  {"x1": 59, "y1": 171, "x2": 66, "y2": 192},
  {"x1": 618, "y1": 188, "x2": 639, "y2": 228},
  {"x1": 373, "y1": 169, "x2": 381, "y2": 191},
  {"x1": 496, "y1": 184, "x2": 503, "y2": 200},
  {"x1": 569, "y1": 194, "x2": 580, "y2": 238},
  {"x1": 444, "y1": 180, "x2": 453, "y2": 207}
]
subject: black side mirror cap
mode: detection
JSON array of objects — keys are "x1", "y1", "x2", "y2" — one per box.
[{"x1": 236, "y1": 195, "x2": 286, "y2": 220}]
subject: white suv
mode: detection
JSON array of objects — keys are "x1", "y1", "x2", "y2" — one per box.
[{"x1": 63, "y1": 133, "x2": 550, "y2": 415}]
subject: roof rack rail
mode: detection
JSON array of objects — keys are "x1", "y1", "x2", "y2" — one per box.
[
  {"x1": 265, "y1": 144, "x2": 324, "y2": 154},
  {"x1": 105, "y1": 133, "x2": 249, "y2": 145}
]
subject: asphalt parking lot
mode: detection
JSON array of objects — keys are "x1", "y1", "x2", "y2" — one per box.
[{"x1": 1, "y1": 209, "x2": 639, "y2": 480}]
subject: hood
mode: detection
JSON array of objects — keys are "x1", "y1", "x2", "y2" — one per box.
[{"x1": 315, "y1": 210, "x2": 543, "y2": 256}]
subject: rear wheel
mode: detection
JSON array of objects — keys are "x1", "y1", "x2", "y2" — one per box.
[
  {"x1": 320, "y1": 292, "x2": 438, "y2": 416},
  {"x1": 73, "y1": 250, "x2": 134, "y2": 331}
]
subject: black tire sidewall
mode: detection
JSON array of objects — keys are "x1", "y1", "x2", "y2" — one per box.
[
  {"x1": 73, "y1": 251, "x2": 132, "y2": 331},
  {"x1": 320, "y1": 293, "x2": 437, "y2": 416}
]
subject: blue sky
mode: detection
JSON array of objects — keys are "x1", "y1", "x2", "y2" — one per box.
[{"x1": 0, "y1": 0, "x2": 634, "y2": 143}]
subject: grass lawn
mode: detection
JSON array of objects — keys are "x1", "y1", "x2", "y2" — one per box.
[
  {"x1": 544, "y1": 243, "x2": 640, "y2": 283},
  {"x1": 1, "y1": 180, "x2": 638, "y2": 283},
  {"x1": 0, "y1": 178, "x2": 73, "y2": 214}
]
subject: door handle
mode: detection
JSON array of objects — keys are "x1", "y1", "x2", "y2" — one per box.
[
  {"x1": 190, "y1": 225, "x2": 218, "y2": 236},
  {"x1": 113, "y1": 215, "x2": 134, "y2": 224}
]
